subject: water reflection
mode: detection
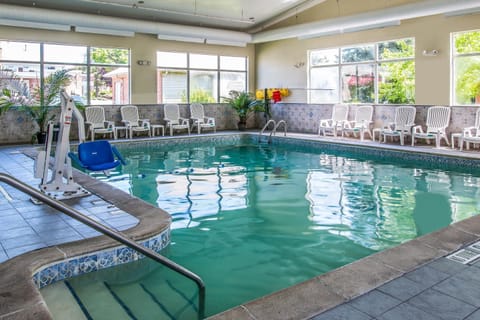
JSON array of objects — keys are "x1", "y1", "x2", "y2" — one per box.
[{"x1": 101, "y1": 144, "x2": 480, "y2": 252}]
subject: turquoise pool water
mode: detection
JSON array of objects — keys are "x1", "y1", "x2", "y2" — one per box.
[{"x1": 58, "y1": 139, "x2": 480, "y2": 317}]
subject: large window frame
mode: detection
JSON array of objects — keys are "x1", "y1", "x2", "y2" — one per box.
[
  {"x1": 452, "y1": 29, "x2": 480, "y2": 106},
  {"x1": 157, "y1": 51, "x2": 248, "y2": 103},
  {"x1": 309, "y1": 38, "x2": 415, "y2": 104},
  {"x1": 0, "y1": 40, "x2": 130, "y2": 105}
]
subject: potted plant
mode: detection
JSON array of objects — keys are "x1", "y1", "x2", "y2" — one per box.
[
  {"x1": 21, "y1": 69, "x2": 79, "y2": 143},
  {"x1": 222, "y1": 90, "x2": 266, "y2": 131}
]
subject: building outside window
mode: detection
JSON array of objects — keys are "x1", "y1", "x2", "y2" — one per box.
[
  {"x1": 157, "y1": 51, "x2": 247, "y2": 103},
  {"x1": 0, "y1": 41, "x2": 130, "y2": 105},
  {"x1": 452, "y1": 29, "x2": 480, "y2": 105},
  {"x1": 309, "y1": 38, "x2": 415, "y2": 104}
]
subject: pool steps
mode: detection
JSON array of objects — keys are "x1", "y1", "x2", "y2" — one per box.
[{"x1": 42, "y1": 271, "x2": 199, "y2": 319}]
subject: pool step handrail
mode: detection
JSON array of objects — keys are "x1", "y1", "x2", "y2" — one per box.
[
  {"x1": 259, "y1": 119, "x2": 288, "y2": 143},
  {"x1": 260, "y1": 119, "x2": 276, "y2": 137},
  {"x1": 274, "y1": 120, "x2": 287, "y2": 137},
  {"x1": 0, "y1": 173, "x2": 206, "y2": 320}
]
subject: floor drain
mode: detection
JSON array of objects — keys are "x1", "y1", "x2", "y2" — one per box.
[{"x1": 447, "y1": 241, "x2": 480, "y2": 264}]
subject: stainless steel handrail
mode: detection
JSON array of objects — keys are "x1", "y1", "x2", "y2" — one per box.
[
  {"x1": 273, "y1": 120, "x2": 287, "y2": 137},
  {"x1": 260, "y1": 119, "x2": 276, "y2": 136},
  {"x1": 0, "y1": 173, "x2": 206, "y2": 319}
]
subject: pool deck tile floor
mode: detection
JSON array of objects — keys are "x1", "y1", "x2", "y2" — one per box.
[
  {"x1": 2, "y1": 132, "x2": 480, "y2": 320},
  {"x1": 0, "y1": 146, "x2": 138, "y2": 263}
]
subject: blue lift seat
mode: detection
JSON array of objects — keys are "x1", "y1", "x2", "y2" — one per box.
[{"x1": 69, "y1": 140, "x2": 126, "y2": 172}]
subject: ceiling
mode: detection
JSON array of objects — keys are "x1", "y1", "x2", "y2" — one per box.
[
  {"x1": 0, "y1": 0, "x2": 479, "y2": 45},
  {"x1": 0, "y1": 0, "x2": 320, "y2": 31}
]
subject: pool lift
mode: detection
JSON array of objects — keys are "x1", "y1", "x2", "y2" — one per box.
[
  {"x1": 34, "y1": 91, "x2": 124, "y2": 201},
  {"x1": 259, "y1": 119, "x2": 287, "y2": 143}
]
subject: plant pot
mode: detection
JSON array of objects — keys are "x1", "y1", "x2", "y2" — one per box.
[
  {"x1": 36, "y1": 131, "x2": 47, "y2": 144},
  {"x1": 238, "y1": 121, "x2": 247, "y2": 131}
]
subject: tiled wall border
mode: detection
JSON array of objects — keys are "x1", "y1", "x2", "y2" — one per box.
[
  {"x1": 33, "y1": 228, "x2": 170, "y2": 289},
  {"x1": 109, "y1": 133, "x2": 480, "y2": 170}
]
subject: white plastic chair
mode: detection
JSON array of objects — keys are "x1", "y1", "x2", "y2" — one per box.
[
  {"x1": 164, "y1": 104, "x2": 190, "y2": 136},
  {"x1": 120, "y1": 105, "x2": 151, "y2": 139},
  {"x1": 380, "y1": 106, "x2": 416, "y2": 145},
  {"x1": 342, "y1": 105, "x2": 373, "y2": 141},
  {"x1": 318, "y1": 104, "x2": 349, "y2": 137},
  {"x1": 190, "y1": 103, "x2": 216, "y2": 134},
  {"x1": 85, "y1": 106, "x2": 115, "y2": 141},
  {"x1": 411, "y1": 106, "x2": 451, "y2": 148},
  {"x1": 460, "y1": 109, "x2": 480, "y2": 151}
]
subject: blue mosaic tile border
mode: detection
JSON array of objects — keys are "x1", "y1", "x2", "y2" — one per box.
[
  {"x1": 33, "y1": 229, "x2": 170, "y2": 289},
  {"x1": 255, "y1": 135, "x2": 480, "y2": 170}
]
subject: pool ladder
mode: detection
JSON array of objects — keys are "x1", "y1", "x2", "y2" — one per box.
[{"x1": 259, "y1": 119, "x2": 287, "y2": 143}]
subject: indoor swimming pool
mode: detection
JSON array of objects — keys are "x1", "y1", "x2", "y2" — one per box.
[{"x1": 42, "y1": 136, "x2": 480, "y2": 319}]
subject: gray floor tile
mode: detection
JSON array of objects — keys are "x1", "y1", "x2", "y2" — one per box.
[
  {"x1": 404, "y1": 265, "x2": 451, "y2": 290},
  {"x1": 428, "y1": 257, "x2": 469, "y2": 275},
  {"x1": 1, "y1": 234, "x2": 44, "y2": 250},
  {"x1": 465, "y1": 309, "x2": 480, "y2": 320},
  {"x1": 0, "y1": 215, "x2": 30, "y2": 231},
  {"x1": 456, "y1": 266, "x2": 480, "y2": 283},
  {"x1": 0, "y1": 226, "x2": 38, "y2": 240},
  {"x1": 311, "y1": 304, "x2": 372, "y2": 320},
  {"x1": 433, "y1": 275, "x2": 480, "y2": 307},
  {"x1": 408, "y1": 288, "x2": 476, "y2": 320},
  {"x1": 377, "y1": 303, "x2": 439, "y2": 320},
  {"x1": 378, "y1": 276, "x2": 425, "y2": 301},
  {"x1": 6, "y1": 242, "x2": 47, "y2": 258},
  {"x1": 349, "y1": 290, "x2": 401, "y2": 317}
]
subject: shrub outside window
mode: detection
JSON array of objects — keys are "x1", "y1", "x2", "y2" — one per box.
[
  {"x1": 452, "y1": 30, "x2": 480, "y2": 105},
  {"x1": 0, "y1": 41, "x2": 130, "y2": 105},
  {"x1": 309, "y1": 38, "x2": 415, "y2": 104},
  {"x1": 157, "y1": 51, "x2": 247, "y2": 103}
]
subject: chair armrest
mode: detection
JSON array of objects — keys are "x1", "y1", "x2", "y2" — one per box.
[
  {"x1": 179, "y1": 117, "x2": 189, "y2": 125},
  {"x1": 319, "y1": 119, "x2": 332, "y2": 127},
  {"x1": 104, "y1": 121, "x2": 115, "y2": 129},
  {"x1": 140, "y1": 119, "x2": 150, "y2": 129},
  {"x1": 206, "y1": 117, "x2": 215, "y2": 125},
  {"x1": 412, "y1": 125, "x2": 423, "y2": 134}
]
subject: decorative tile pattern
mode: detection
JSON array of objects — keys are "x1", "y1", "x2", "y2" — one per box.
[{"x1": 33, "y1": 228, "x2": 170, "y2": 289}]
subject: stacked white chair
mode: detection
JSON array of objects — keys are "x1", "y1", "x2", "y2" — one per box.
[
  {"x1": 85, "y1": 106, "x2": 115, "y2": 141},
  {"x1": 460, "y1": 108, "x2": 480, "y2": 151},
  {"x1": 120, "y1": 105, "x2": 151, "y2": 139},
  {"x1": 318, "y1": 104, "x2": 349, "y2": 137},
  {"x1": 164, "y1": 104, "x2": 190, "y2": 136},
  {"x1": 380, "y1": 106, "x2": 416, "y2": 145},
  {"x1": 342, "y1": 105, "x2": 373, "y2": 141},
  {"x1": 190, "y1": 103, "x2": 216, "y2": 134},
  {"x1": 411, "y1": 106, "x2": 451, "y2": 148}
]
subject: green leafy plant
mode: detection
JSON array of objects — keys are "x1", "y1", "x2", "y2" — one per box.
[
  {"x1": 21, "y1": 69, "x2": 74, "y2": 134},
  {"x1": 0, "y1": 69, "x2": 35, "y2": 116},
  {"x1": 222, "y1": 90, "x2": 266, "y2": 128}
]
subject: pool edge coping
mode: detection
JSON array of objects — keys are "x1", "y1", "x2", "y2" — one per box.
[{"x1": 1, "y1": 131, "x2": 480, "y2": 319}]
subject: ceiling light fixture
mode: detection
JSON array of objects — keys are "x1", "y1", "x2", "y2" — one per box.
[
  {"x1": 0, "y1": 18, "x2": 70, "y2": 31},
  {"x1": 75, "y1": 26, "x2": 135, "y2": 37}
]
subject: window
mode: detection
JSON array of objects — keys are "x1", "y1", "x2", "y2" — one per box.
[
  {"x1": 452, "y1": 30, "x2": 480, "y2": 105},
  {"x1": 309, "y1": 38, "x2": 415, "y2": 104},
  {"x1": 157, "y1": 51, "x2": 247, "y2": 103},
  {"x1": 0, "y1": 41, "x2": 130, "y2": 105}
]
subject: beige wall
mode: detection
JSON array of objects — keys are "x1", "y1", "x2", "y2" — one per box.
[
  {"x1": 0, "y1": 26, "x2": 255, "y2": 104},
  {"x1": 256, "y1": 3, "x2": 480, "y2": 106}
]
